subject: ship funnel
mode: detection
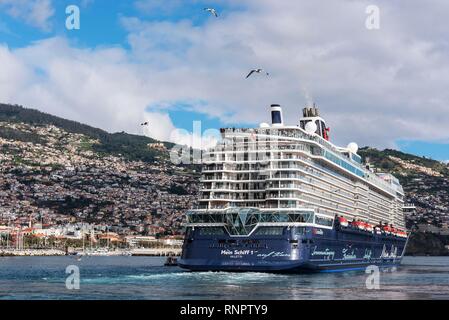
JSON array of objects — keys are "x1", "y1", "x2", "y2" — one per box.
[
  {"x1": 270, "y1": 104, "x2": 283, "y2": 127},
  {"x1": 302, "y1": 104, "x2": 320, "y2": 118},
  {"x1": 300, "y1": 103, "x2": 330, "y2": 141}
]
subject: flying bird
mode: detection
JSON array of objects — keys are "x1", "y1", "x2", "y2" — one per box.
[
  {"x1": 246, "y1": 69, "x2": 269, "y2": 79},
  {"x1": 141, "y1": 122, "x2": 149, "y2": 126},
  {"x1": 204, "y1": 7, "x2": 218, "y2": 17}
]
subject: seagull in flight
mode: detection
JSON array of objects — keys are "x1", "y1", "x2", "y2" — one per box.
[
  {"x1": 246, "y1": 69, "x2": 269, "y2": 79},
  {"x1": 141, "y1": 122, "x2": 149, "y2": 126},
  {"x1": 204, "y1": 7, "x2": 218, "y2": 17}
]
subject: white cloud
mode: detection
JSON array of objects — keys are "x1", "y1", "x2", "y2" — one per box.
[
  {"x1": 1, "y1": 0, "x2": 449, "y2": 151},
  {"x1": 119, "y1": 0, "x2": 449, "y2": 149},
  {"x1": 0, "y1": 0, "x2": 54, "y2": 31},
  {"x1": 0, "y1": 38, "x2": 214, "y2": 148},
  {"x1": 141, "y1": 111, "x2": 176, "y2": 142},
  {"x1": 1, "y1": 38, "x2": 152, "y2": 134}
]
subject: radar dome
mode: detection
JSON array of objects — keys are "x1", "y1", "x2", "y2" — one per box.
[
  {"x1": 347, "y1": 142, "x2": 359, "y2": 154},
  {"x1": 305, "y1": 121, "x2": 317, "y2": 134},
  {"x1": 259, "y1": 122, "x2": 270, "y2": 128}
]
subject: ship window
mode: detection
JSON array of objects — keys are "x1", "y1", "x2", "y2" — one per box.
[
  {"x1": 310, "y1": 146, "x2": 322, "y2": 156},
  {"x1": 315, "y1": 215, "x2": 334, "y2": 227},
  {"x1": 315, "y1": 120, "x2": 321, "y2": 135},
  {"x1": 323, "y1": 150, "x2": 364, "y2": 178},
  {"x1": 186, "y1": 209, "x2": 315, "y2": 235},
  {"x1": 255, "y1": 227, "x2": 284, "y2": 236},
  {"x1": 351, "y1": 153, "x2": 362, "y2": 164}
]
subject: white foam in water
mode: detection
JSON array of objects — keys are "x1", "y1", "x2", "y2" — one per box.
[
  {"x1": 3, "y1": 257, "x2": 449, "y2": 299},
  {"x1": 82, "y1": 271, "x2": 289, "y2": 285}
]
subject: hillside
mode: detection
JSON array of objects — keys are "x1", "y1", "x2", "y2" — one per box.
[
  {"x1": 358, "y1": 147, "x2": 449, "y2": 184},
  {"x1": 0, "y1": 103, "x2": 198, "y2": 237},
  {"x1": 359, "y1": 147, "x2": 449, "y2": 227},
  {"x1": 1, "y1": 103, "x2": 448, "y2": 253},
  {"x1": 0, "y1": 104, "x2": 174, "y2": 163},
  {"x1": 359, "y1": 147, "x2": 449, "y2": 255}
]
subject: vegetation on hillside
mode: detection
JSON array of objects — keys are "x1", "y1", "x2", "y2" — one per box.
[
  {"x1": 0, "y1": 103, "x2": 174, "y2": 163},
  {"x1": 358, "y1": 147, "x2": 449, "y2": 185},
  {"x1": 0, "y1": 126, "x2": 47, "y2": 145},
  {"x1": 359, "y1": 147, "x2": 448, "y2": 174}
]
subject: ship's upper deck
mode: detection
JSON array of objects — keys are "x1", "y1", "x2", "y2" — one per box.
[
  {"x1": 208, "y1": 125, "x2": 403, "y2": 198},
  {"x1": 195, "y1": 104, "x2": 405, "y2": 229}
]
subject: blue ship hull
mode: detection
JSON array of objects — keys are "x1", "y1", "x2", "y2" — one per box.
[{"x1": 178, "y1": 226, "x2": 408, "y2": 273}]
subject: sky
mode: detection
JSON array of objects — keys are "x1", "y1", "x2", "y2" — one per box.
[{"x1": 0, "y1": 0, "x2": 448, "y2": 161}]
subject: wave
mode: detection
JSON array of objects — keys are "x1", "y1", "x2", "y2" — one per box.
[{"x1": 81, "y1": 271, "x2": 290, "y2": 284}]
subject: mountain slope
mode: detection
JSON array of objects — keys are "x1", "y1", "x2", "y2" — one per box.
[
  {"x1": 358, "y1": 147, "x2": 449, "y2": 182},
  {"x1": 359, "y1": 147, "x2": 449, "y2": 232},
  {"x1": 0, "y1": 103, "x2": 174, "y2": 163},
  {"x1": 0, "y1": 104, "x2": 198, "y2": 237}
]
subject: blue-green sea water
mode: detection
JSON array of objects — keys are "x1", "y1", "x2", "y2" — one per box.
[{"x1": 0, "y1": 256, "x2": 448, "y2": 300}]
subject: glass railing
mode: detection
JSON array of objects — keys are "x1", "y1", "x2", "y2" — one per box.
[{"x1": 186, "y1": 207, "x2": 315, "y2": 235}]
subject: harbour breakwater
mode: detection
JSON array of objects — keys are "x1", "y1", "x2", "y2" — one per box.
[
  {"x1": 0, "y1": 248, "x2": 182, "y2": 257},
  {"x1": 129, "y1": 248, "x2": 182, "y2": 256},
  {"x1": 0, "y1": 249, "x2": 66, "y2": 256}
]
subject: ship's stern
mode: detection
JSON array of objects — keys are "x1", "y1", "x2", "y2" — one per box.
[{"x1": 178, "y1": 225, "x2": 310, "y2": 272}]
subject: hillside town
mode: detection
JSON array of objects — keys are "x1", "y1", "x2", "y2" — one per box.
[
  {"x1": 0, "y1": 122, "x2": 198, "y2": 251},
  {"x1": 382, "y1": 155, "x2": 449, "y2": 234}
]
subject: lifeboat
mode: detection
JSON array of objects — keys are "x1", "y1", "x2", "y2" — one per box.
[
  {"x1": 374, "y1": 226, "x2": 382, "y2": 235},
  {"x1": 365, "y1": 223, "x2": 374, "y2": 233},
  {"x1": 382, "y1": 225, "x2": 392, "y2": 234},
  {"x1": 397, "y1": 230, "x2": 407, "y2": 238},
  {"x1": 338, "y1": 217, "x2": 349, "y2": 227},
  {"x1": 393, "y1": 227, "x2": 402, "y2": 237},
  {"x1": 351, "y1": 221, "x2": 366, "y2": 231}
]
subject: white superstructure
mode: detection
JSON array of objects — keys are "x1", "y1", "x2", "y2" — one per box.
[{"x1": 196, "y1": 104, "x2": 405, "y2": 230}]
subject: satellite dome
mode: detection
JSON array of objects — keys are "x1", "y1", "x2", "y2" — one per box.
[
  {"x1": 305, "y1": 121, "x2": 317, "y2": 134},
  {"x1": 259, "y1": 122, "x2": 270, "y2": 128},
  {"x1": 347, "y1": 142, "x2": 359, "y2": 154}
]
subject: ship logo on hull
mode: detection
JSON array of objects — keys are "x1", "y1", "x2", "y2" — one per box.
[
  {"x1": 221, "y1": 249, "x2": 257, "y2": 258},
  {"x1": 311, "y1": 246, "x2": 335, "y2": 260},
  {"x1": 342, "y1": 248, "x2": 357, "y2": 260},
  {"x1": 363, "y1": 249, "x2": 373, "y2": 259},
  {"x1": 257, "y1": 251, "x2": 290, "y2": 259},
  {"x1": 380, "y1": 244, "x2": 398, "y2": 258}
]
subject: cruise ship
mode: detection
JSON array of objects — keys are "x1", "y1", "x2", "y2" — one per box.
[{"x1": 178, "y1": 104, "x2": 409, "y2": 272}]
